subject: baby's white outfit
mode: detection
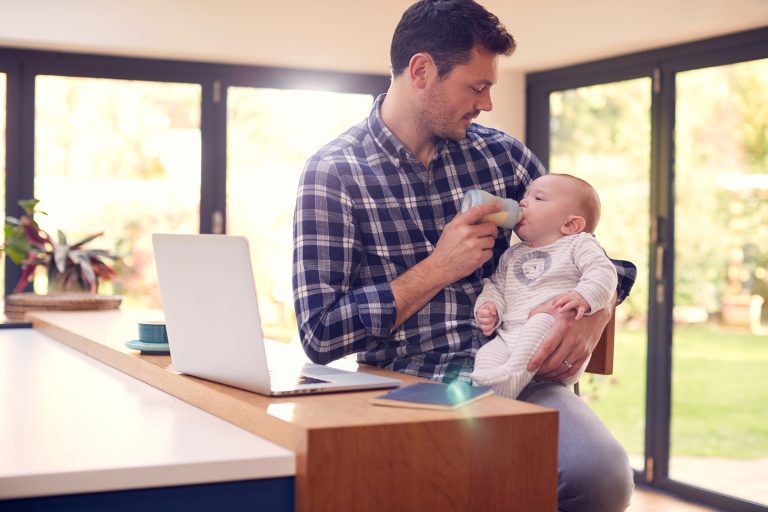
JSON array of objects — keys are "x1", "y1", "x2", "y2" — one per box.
[{"x1": 472, "y1": 232, "x2": 617, "y2": 398}]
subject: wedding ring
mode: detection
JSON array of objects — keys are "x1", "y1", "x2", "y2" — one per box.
[{"x1": 563, "y1": 360, "x2": 574, "y2": 369}]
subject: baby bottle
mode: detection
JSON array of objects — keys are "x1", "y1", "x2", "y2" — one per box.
[{"x1": 460, "y1": 189, "x2": 522, "y2": 229}]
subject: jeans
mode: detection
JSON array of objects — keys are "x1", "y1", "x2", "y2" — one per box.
[{"x1": 519, "y1": 381, "x2": 635, "y2": 512}]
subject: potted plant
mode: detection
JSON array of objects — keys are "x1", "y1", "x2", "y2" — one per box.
[{"x1": 4, "y1": 198, "x2": 121, "y2": 294}]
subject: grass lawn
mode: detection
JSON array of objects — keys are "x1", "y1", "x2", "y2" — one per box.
[{"x1": 582, "y1": 324, "x2": 768, "y2": 459}]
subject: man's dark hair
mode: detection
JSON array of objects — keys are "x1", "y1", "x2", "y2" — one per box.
[{"x1": 390, "y1": 0, "x2": 516, "y2": 78}]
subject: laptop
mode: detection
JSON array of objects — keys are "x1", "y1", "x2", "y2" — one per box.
[{"x1": 152, "y1": 234, "x2": 401, "y2": 396}]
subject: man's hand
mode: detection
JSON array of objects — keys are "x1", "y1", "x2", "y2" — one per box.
[
  {"x1": 430, "y1": 202, "x2": 501, "y2": 284},
  {"x1": 551, "y1": 291, "x2": 590, "y2": 320},
  {"x1": 390, "y1": 202, "x2": 500, "y2": 331},
  {"x1": 476, "y1": 302, "x2": 499, "y2": 336},
  {"x1": 528, "y1": 299, "x2": 556, "y2": 318},
  {"x1": 526, "y1": 304, "x2": 612, "y2": 382}
]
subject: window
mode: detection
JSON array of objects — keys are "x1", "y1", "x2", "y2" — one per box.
[
  {"x1": 34, "y1": 76, "x2": 202, "y2": 306},
  {"x1": 226, "y1": 87, "x2": 374, "y2": 340},
  {"x1": 0, "y1": 47, "x2": 388, "y2": 329},
  {"x1": 550, "y1": 78, "x2": 651, "y2": 472}
]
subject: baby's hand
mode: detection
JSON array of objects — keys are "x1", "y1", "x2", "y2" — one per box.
[
  {"x1": 550, "y1": 291, "x2": 590, "y2": 320},
  {"x1": 476, "y1": 302, "x2": 499, "y2": 336}
]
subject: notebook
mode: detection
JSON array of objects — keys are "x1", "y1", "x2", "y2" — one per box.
[
  {"x1": 152, "y1": 234, "x2": 401, "y2": 396},
  {"x1": 371, "y1": 382, "x2": 494, "y2": 411}
]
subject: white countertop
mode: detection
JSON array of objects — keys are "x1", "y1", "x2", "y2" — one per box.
[{"x1": 0, "y1": 328, "x2": 295, "y2": 500}]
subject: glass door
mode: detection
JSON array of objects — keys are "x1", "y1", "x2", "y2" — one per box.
[
  {"x1": 670, "y1": 58, "x2": 768, "y2": 507},
  {"x1": 226, "y1": 87, "x2": 373, "y2": 341},
  {"x1": 549, "y1": 78, "x2": 652, "y2": 472},
  {"x1": 34, "y1": 75, "x2": 202, "y2": 307}
]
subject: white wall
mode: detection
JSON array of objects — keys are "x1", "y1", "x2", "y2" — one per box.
[
  {"x1": 0, "y1": 0, "x2": 528, "y2": 140},
  {"x1": 2, "y1": 0, "x2": 765, "y2": 74},
  {"x1": 0, "y1": 0, "x2": 406, "y2": 73},
  {"x1": 3, "y1": 0, "x2": 762, "y2": 143},
  {"x1": 479, "y1": 69, "x2": 526, "y2": 141}
]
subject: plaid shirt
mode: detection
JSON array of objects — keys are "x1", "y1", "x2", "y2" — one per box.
[{"x1": 293, "y1": 94, "x2": 637, "y2": 382}]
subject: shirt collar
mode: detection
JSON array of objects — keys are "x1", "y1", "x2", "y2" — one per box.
[{"x1": 368, "y1": 93, "x2": 450, "y2": 165}]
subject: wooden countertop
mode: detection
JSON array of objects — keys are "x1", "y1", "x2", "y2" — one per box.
[
  {"x1": 27, "y1": 309, "x2": 559, "y2": 511},
  {"x1": 28, "y1": 310, "x2": 551, "y2": 439}
]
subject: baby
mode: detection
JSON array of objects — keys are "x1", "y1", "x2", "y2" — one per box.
[{"x1": 471, "y1": 173, "x2": 617, "y2": 399}]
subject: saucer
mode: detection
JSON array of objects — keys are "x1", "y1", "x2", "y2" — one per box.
[{"x1": 125, "y1": 339, "x2": 170, "y2": 354}]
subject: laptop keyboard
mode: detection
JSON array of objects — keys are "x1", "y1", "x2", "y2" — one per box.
[{"x1": 269, "y1": 372, "x2": 330, "y2": 387}]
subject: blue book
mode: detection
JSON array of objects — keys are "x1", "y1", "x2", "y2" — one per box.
[{"x1": 371, "y1": 381, "x2": 493, "y2": 411}]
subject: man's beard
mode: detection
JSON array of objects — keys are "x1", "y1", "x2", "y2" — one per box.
[{"x1": 418, "y1": 87, "x2": 476, "y2": 142}]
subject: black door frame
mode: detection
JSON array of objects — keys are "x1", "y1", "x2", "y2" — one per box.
[{"x1": 526, "y1": 27, "x2": 768, "y2": 512}]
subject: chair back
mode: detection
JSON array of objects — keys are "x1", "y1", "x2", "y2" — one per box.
[{"x1": 585, "y1": 307, "x2": 615, "y2": 375}]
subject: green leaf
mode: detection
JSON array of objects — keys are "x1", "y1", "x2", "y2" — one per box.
[
  {"x1": 5, "y1": 245, "x2": 29, "y2": 265},
  {"x1": 3, "y1": 224, "x2": 31, "y2": 264},
  {"x1": 71, "y1": 251, "x2": 96, "y2": 288},
  {"x1": 18, "y1": 198, "x2": 40, "y2": 217},
  {"x1": 71, "y1": 231, "x2": 104, "y2": 249},
  {"x1": 53, "y1": 244, "x2": 69, "y2": 273},
  {"x1": 89, "y1": 249, "x2": 119, "y2": 260},
  {"x1": 57, "y1": 229, "x2": 68, "y2": 246}
]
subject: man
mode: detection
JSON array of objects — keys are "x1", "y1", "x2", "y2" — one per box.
[{"x1": 293, "y1": 1, "x2": 636, "y2": 510}]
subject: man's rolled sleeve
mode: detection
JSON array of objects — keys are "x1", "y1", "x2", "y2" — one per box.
[
  {"x1": 352, "y1": 283, "x2": 397, "y2": 337},
  {"x1": 295, "y1": 282, "x2": 395, "y2": 365}
]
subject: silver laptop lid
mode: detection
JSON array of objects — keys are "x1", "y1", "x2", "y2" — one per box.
[{"x1": 152, "y1": 234, "x2": 272, "y2": 394}]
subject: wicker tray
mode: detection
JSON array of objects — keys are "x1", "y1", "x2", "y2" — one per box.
[{"x1": 4, "y1": 292, "x2": 123, "y2": 320}]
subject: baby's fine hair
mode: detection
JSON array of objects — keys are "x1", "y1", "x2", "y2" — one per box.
[{"x1": 552, "y1": 173, "x2": 602, "y2": 233}]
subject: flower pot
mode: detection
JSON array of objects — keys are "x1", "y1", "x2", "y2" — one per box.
[{"x1": 721, "y1": 294, "x2": 764, "y2": 331}]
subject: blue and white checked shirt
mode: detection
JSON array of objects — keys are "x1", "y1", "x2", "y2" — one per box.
[{"x1": 293, "y1": 94, "x2": 637, "y2": 382}]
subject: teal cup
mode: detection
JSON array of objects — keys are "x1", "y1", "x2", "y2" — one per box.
[{"x1": 138, "y1": 321, "x2": 168, "y2": 344}]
